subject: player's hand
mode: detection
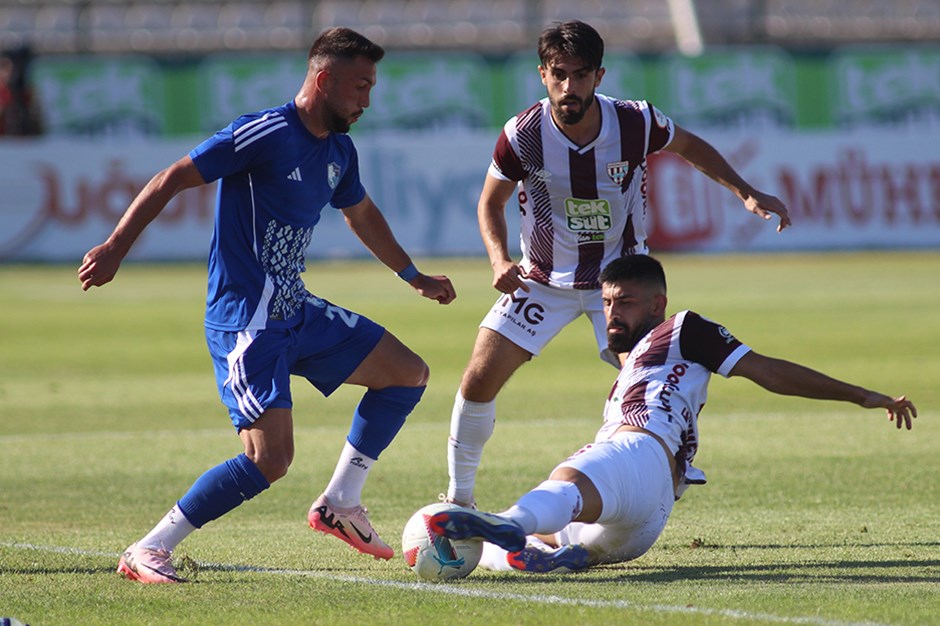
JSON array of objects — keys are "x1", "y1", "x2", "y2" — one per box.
[
  {"x1": 744, "y1": 190, "x2": 791, "y2": 233},
  {"x1": 885, "y1": 395, "x2": 917, "y2": 430},
  {"x1": 78, "y1": 242, "x2": 125, "y2": 291},
  {"x1": 412, "y1": 274, "x2": 456, "y2": 305},
  {"x1": 492, "y1": 259, "x2": 529, "y2": 294},
  {"x1": 861, "y1": 393, "x2": 917, "y2": 430}
]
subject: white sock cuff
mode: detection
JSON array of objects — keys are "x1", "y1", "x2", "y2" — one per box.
[
  {"x1": 453, "y1": 390, "x2": 496, "y2": 417},
  {"x1": 339, "y1": 440, "x2": 378, "y2": 466},
  {"x1": 323, "y1": 441, "x2": 376, "y2": 508}
]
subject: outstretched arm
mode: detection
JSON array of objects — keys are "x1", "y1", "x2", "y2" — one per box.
[
  {"x1": 664, "y1": 125, "x2": 792, "y2": 233},
  {"x1": 341, "y1": 194, "x2": 456, "y2": 305},
  {"x1": 729, "y1": 351, "x2": 917, "y2": 429},
  {"x1": 79, "y1": 155, "x2": 205, "y2": 290}
]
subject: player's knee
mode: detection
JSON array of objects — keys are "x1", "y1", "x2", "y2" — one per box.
[
  {"x1": 459, "y1": 368, "x2": 486, "y2": 399},
  {"x1": 401, "y1": 355, "x2": 430, "y2": 387},
  {"x1": 416, "y1": 360, "x2": 430, "y2": 386},
  {"x1": 248, "y1": 448, "x2": 293, "y2": 483},
  {"x1": 459, "y1": 363, "x2": 504, "y2": 401},
  {"x1": 379, "y1": 335, "x2": 429, "y2": 387}
]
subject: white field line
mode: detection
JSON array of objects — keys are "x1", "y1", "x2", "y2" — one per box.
[{"x1": 1, "y1": 541, "x2": 889, "y2": 626}]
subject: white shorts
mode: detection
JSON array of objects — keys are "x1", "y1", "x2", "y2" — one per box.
[
  {"x1": 480, "y1": 279, "x2": 618, "y2": 367},
  {"x1": 553, "y1": 431, "x2": 675, "y2": 564}
]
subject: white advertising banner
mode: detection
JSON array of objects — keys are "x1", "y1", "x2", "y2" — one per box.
[
  {"x1": 0, "y1": 130, "x2": 937, "y2": 262},
  {"x1": 646, "y1": 131, "x2": 940, "y2": 251}
]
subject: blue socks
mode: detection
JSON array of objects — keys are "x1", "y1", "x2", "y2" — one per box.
[
  {"x1": 347, "y1": 385, "x2": 425, "y2": 459},
  {"x1": 177, "y1": 453, "x2": 270, "y2": 528},
  {"x1": 174, "y1": 386, "x2": 423, "y2": 528}
]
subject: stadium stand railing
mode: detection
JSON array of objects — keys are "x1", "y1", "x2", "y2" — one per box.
[{"x1": 2, "y1": 0, "x2": 939, "y2": 56}]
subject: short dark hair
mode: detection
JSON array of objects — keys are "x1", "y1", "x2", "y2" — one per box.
[
  {"x1": 600, "y1": 255, "x2": 667, "y2": 292},
  {"x1": 538, "y1": 20, "x2": 604, "y2": 71},
  {"x1": 308, "y1": 27, "x2": 385, "y2": 65}
]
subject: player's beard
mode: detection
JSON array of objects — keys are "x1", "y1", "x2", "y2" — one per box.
[
  {"x1": 552, "y1": 92, "x2": 594, "y2": 125},
  {"x1": 606, "y1": 319, "x2": 654, "y2": 355},
  {"x1": 327, "y1": 116, "x2": 350, "y2": 133},
  {"x1": 324, "y1": 101, "x2": 361, "y2": 134}
]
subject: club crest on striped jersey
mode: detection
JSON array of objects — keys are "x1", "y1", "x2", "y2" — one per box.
[
  {"x1": 606, "y1": 160, "x2": 630, "y2": 186},
  {"x1": 327, "y1": 162, "x2": 341, "y2": 189}
]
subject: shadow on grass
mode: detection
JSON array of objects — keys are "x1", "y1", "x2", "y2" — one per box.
[
  {"x1": 604, "y1": 559, "x2": 940, "y2": 584},
  {"x1": 471, "y1": 541, "x2": 940, "y2": 586},
  {"x1": 0, "y1": 565, "x2": 115, "y2": 576}
]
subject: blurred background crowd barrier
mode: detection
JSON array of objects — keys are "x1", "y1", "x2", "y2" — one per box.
[{"x1": 1, "y1": 0, "x2": 938, "y2": 261}]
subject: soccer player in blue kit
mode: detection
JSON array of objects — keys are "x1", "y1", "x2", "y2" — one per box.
[{"x1": 78, "y1": 28, "x2": 456, "y2": 583}]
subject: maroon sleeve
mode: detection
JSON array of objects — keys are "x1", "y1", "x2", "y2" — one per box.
[
  {"x1": 646, "y1": 102, "x2": 675, "y2": 155},
  {"x1": 491, "y1": 129, "x2": 526, "y2": 181},
  {"x1": 678, "y1": 312, "x2": 743, "y2": 373}
]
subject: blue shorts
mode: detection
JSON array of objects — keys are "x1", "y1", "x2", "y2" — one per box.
[{"x1": 206, "y1": 298, "x2": 385, "y2": 430}]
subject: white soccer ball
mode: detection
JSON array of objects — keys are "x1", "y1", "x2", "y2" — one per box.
[{"x1": 401, "y1": 502, "x2": 483, "y2": 582}]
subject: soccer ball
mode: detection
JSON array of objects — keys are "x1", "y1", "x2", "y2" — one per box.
[{"x1": 401, "y1": 502, "x2": 483, "y2": 582}]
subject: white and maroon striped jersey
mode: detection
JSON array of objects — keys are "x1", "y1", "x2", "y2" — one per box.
[
  {"x1": 489, "y1": 94, "x2": 675, "y2": 289},
  {"x1": 596, "y1": 310, "x2": 751, "y2": 493}
]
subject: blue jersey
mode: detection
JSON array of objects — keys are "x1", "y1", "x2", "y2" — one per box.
[{"x1": 190, "y1": 100, "x2": 366, "y2": 332}]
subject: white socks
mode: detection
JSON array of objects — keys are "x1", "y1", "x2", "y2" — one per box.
[
  {"x1": 479, "y1": 482, "x2": 583, "y2": 571},
  {"x1": 500, "y1": 479, "x2": 583, "y2": 535},
  {"x1": 323, "y1": 441, "x2": 376, "y2": 509},
  {"x1": 138, "y1": 504, "x2": 197, "y2": 553},
  {"x1": 446, "y1": 391, "x2": 496, "y2": 504}
]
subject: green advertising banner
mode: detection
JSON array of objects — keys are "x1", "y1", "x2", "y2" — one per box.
[
  {"x1": 27, "y1": 45, "x2": 940, "y2": 136},
  {"x1": 653, "y1": 46, "x2": 797, "y2": 130},
  {"x1": 31, "y1": 56, "x2": 166, "y2": 136},
  {"x1": 357, "y1": 52, "x2": 497, "y2": 130},
  {"x1": 196, "y1": 54, "x2": 307, "y2": 133},
  {"x1": 830, "y1": 46, "x2": 940, "y2": 128}
]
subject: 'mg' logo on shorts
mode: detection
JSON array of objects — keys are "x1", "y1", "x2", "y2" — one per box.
[{"x1": 565, "y1": 198, "x2": 612, "y2": 232}]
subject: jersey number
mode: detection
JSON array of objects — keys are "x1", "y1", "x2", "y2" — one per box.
[{"x1": 325, "y1": 305, "x2": 359, "y2": 328}]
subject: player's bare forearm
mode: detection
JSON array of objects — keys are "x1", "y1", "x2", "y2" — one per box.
[
  {"x1": 79, "y1": 156, "x2": 204, "y2": 290},
  {"x1": 479, "y1": 209, "x2": 519, "y2": 292},
  {"x1": 730, "y1": 351, "x2": 915, "y2": 429},
  {"x1": 665, "y1": 126, "x2": 791, "y2": 231},
  {"x1": 478, "y1": 201, "x2": 513, "y2": 265},
  {"x1": 342, "y1": 197, "x2": 456, "y2": 304},
  {"x1": 664, "y1": 126, "x2": 756, "y2": 199},
  {"x1": 478, "y1": 181, "x2": 528, "y2": 293},
  {"x1": 477, "y1": 175, "x2": 518, "y2": 266},
  {"x1": 342, "y1": 195, "x2": 412, "y2": 269}
]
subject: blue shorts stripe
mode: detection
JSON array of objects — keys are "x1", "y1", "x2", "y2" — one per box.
[{"x1": 230, "y1": 354, "x2": 263, "y2": 421}]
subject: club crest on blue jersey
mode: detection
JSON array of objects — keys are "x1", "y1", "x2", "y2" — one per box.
[
  {"x1": 607, "y1": 160, "x2": 629, "y2": 185},
  {"x1": 327, "y1": 162, "x2": 341, "y2": 189}
]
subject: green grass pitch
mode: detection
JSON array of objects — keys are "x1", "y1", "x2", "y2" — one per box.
[{"x1": 1, "y1": 251, "x2": 938, "y2": 626}]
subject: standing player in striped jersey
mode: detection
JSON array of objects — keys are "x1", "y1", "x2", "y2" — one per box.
[
  {"x1": 431, "y1": 254, "x2": 915, "y2": 573},
  {"x1": 78, "y1": 28, "x2": 456, "y2": 583},
  {"x1": 445, "y1": 20, "x2": 792, "y2": 508}
]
